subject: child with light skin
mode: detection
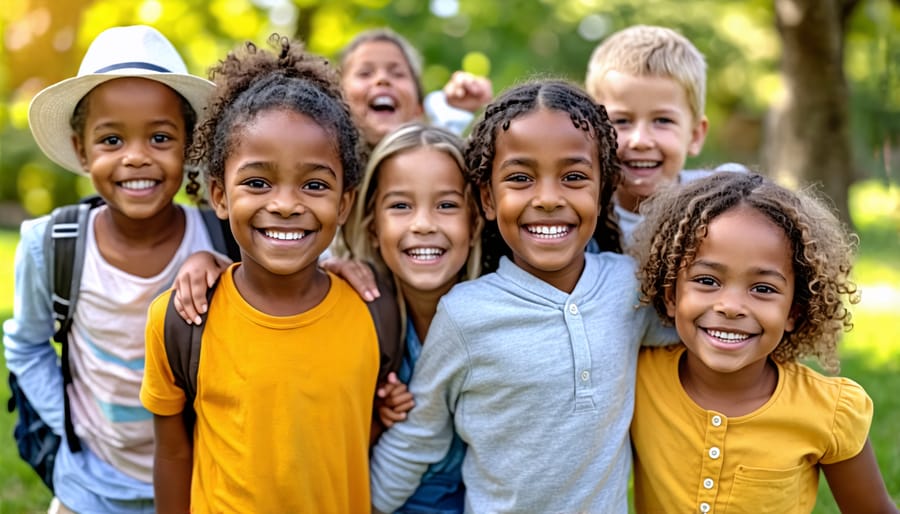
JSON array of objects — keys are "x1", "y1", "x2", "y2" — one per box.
[
  {"x1": 338, "y1": 122, "x2": 482, "y2": 513},
  {"x1": 586, "y1": 25, "x2": 738, "y2": 245},
  {"x1": 339, "y1": 27, "x2": 492, "y2": 147},
  {"x1": 369, "y1": 79, "x2": 676, "y2": 513},
  {"x1": 629, "y1": 171, "x2": 899, "y2": 513},
  {"x1": 2, "y1": 25, "x2": 216, "y2": 514},
  {"x1": 139, "y1": 35, "x2": 383, "y2": 513}
]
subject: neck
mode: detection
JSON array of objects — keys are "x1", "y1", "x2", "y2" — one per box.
[
  {"x1": 678, "y1": 350, "x2": 778, "y2": 417},
  {"x1": 233, "y1": 261, "x2": 331, "y2": 317},
  {"x1": 613, "y1": 190, "x2": 642, "y2": 214},
  {"x1": 101, "y1": 203, "x2": 182, "y2": 246},
  {"x1": 400, "y1": 281, "x2": 455, "y2": 341}
]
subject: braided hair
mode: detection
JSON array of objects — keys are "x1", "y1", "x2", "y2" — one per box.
[
  {"x1": 464, "y1": 78, "x2": 622, "y2": 273},
  {"x1": 189, "y1": 34, "x2": 363, "y2": 196},
  {"x1": 631, "y1": 171, "x2": 859, "y2": 373}
]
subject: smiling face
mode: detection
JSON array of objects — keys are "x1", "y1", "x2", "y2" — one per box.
[
  {"x1": 666, "y1": 205, "x2": 797, "y2": 378},
  {"x1": 481, "y1": 108, "x2": 601, "y2": 293},
  {"x1": 341, "y1": 40, "x2": 423, "y2": 147},
  {"x1": 372, "y1": 147, "x2": 473, "y2": 299},
  {"x1": 74, "y1": 77, "x2": 187, "y2": 220},
  {"x1": 593, "y1": 70, "x2": 707, "y2": 213},
  {"x1": 210, "y1": 108, "x2": 352, "y2": 280}
]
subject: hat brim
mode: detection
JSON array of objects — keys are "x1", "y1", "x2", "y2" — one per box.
[{"x1": 29, "y1": 71, "x2": 214, "y2": 175}]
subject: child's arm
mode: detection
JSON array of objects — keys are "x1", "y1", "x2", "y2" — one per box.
[
  {"x1": 822, "y1": 439, "x2": 899, "y2": 513},
  {"x1": 172, "y1": 251, "x2": 230, "y2": 324},
  {"x1": 3, "y1": 218, "x2": 65, "y2": 432},
  {"x1": 152, "y1": 413, "x2": 192, "y2": 513},
  {"x1": 319, "y1": 256, "x2": 380, "y2": 302}
]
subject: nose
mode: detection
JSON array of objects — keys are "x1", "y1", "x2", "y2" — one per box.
[
  {"x1": 531, "y1": 178, "x2": 565, "y2": 211},
  {"x1": 374, "y1": 69, "x2": 391, "y2": 86},
  {"x1": 268, "y1": 186, "x2": 305, "y2": 217},
  {"x1": 714, "y1": 287, "x2": 746, "y2": 319},
  {"x1": 122, "y1": 142, "x2": 151, "y2": 167},
  {"x1": 625, "y1": 120, "x2": 653, "y2": 149},
  {"x1": 410, "y1": 207, "x2": 437, "y2": 234}
]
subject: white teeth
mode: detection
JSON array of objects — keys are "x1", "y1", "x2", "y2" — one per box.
[
  {"x1": 371, "y1": 95, "x2": 396, "y2": 108},
  {"x1": 626, "y1": 160, "x2": 660, "y2": 169},
  {"x1": 527, "y1": 225, "x2": 568, "y2": 238},
  {"x1": 406, "y1": 247, "x2": 444, "y2": 260},
  {"x1": 120, "y1": 179, "x2": 156, "y2": 190},
  {"x1": 707, "y1": 329, "x2": 750, "y2": 342},
  {"x1": 264, "y1": 229, "x2": 307, "y2": 241}
]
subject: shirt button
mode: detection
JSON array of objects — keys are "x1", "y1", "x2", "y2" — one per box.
[
  {"x1": 711, "y1": 415, "x2": 723, "y2": 427},
  {"x1": 700, "y1": 502, "x2": 711, "y2": 513},
  {"x1": 703, "y1": 478, "x2": 714, "y2": 489},
  {"x1": 568, "y1": 303, "x2": 579, "y2": 315},
  {"x1": 708, "y1": 446, "x2": 721, "y2": 459},
  {"x1": 581, "y1": 370, "x2": 590, "y2": 381}
]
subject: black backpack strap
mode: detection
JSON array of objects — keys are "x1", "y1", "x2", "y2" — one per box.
[
  {"x1": 364, "y1": 266, "x2": 402, "y2": 383},
  {"x1": 163, "y1": 280, "x2": 219, "y2": 441},
  {"x1": 45, "y1": 197, "x2": 102, "y2": 453},
  {"x1": 199, "y1": 209, "x2": 241, "y2": 262}
]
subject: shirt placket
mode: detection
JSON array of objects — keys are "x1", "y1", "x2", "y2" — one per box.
[{"x1": 564, "y1": 299, "x2": 594, "y2": 412}]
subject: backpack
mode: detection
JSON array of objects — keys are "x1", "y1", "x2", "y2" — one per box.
[
  {"x1": 6, "y1": 196, "x2": 238, "y2": 491},
  {"x1": 161, "y1": 263, "x2": 402, "y2": 439}
]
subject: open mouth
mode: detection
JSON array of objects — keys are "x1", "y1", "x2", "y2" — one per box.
[
  {"x1": 119, "y1": 179, "x2": 159, "y2": 190},
  {"x1": 525, "y1": 224, "x2": 570, "y2": 239},
  {"x1": 369, "y1": 95, "x2": 397, "y2": 113},
  {"x1": 405, "y1": 247, "x2": 445, "y2": 261},
  {"x1": 704, "y1": 328, "x2": 752, "y2": 344},
  {"x1": 262, "y1": 229, "x2": 308, "y2": 241}
]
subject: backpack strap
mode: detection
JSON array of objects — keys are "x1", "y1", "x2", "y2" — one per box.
[
  {"x1": 199, "y1": 209, "x2": 241, "y2": 262},
  {"x1": 45, "y1": 195, "x2": 104, "y2": 452},
  {"x1": 364, "y1": 266, "x2": 402, "y2": 383},
  {"x1": 162, "y1": 280, "x2": 219, "y2": 441}
]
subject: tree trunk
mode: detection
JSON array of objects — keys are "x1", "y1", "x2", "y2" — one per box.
[{"x1": 765, "y1": 0, "x2": 860, "y2": 225}]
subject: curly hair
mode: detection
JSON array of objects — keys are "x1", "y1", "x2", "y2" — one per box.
[
  {"x1": 189, "y1": 34, "x2": 363, "y2": 196},
  {"x1": 630, "y1": 172, "x2": 859, "y2": 373},
  {"x1": 464, "y1": 78, "x2": 622, "y2": 273}
]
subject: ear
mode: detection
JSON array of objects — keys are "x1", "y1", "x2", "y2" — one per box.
[
  {"x1": 336, "y1": 188, "x2": 356, "y2": 226},
  {"x1": 664, "y1": 285, "x2": 677, "y2": 318},
  {"x1": 687, "y1": 115, "x2": 709, "y2": 157},
  {"x1": 784, "y1": 303, "x2": 800, "y2": 333},
  {"x1": 71, "y1": 135, "x2": 89, "y2": 171},
  {"x1": 480, "y1": 184, "x2": 497, "y2": 221},
  {"x1": 209, "y1": 179, "x2": 229, "y2": 220}
]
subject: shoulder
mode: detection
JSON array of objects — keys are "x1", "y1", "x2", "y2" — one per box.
[
  {"x1": 586, "y1": 252, "x2": 639, "y2": 287},
  {"x1": 780, "y1": 362, "x2": 873, "y2": 424}
]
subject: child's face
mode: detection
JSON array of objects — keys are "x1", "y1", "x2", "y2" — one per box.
[
  {"x1": 73, "y1": 78, "x2": 187, "y2": 219},
  {"x1": 372, "y1": 147, "x2": 473, "y2": 298},
  {"x1": 592, "y1": 71, "x2": 708, "y2": 213},
  {"x1": 481, "y1": 108, "x2": 601, "y2": 293},
  {"x1": 665, "y1": 205, "x2": 797, "y2": 378},
  {"x1": 210, "y1": 109, "x2": 352, "y2": 279},
  {"x1": 341, "y1": 40, "x2": 423, "y2": 147}
]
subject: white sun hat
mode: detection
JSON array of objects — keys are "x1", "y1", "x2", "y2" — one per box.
[{"x1": 28, "y1": 25, "x2": 214, "y2": 175}]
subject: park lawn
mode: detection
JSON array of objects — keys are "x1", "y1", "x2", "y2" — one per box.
[{"x1": 0, "y1": 181, "x2": 898, "y2": 511}]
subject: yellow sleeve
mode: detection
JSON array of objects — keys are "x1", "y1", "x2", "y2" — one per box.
[
  {"x1": 140, "y1": 289, "x2": 187, "y2": 416},
  {"x1": 821, "y1": 377, "x2": 873, "y2": 464}
]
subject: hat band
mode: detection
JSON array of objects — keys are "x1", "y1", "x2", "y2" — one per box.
[{"x1": 93, "y1": 61, "x2": 172, "y2": 74}]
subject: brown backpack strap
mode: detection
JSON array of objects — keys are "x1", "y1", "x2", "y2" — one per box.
[{"x1": 364, "y1": 265, "x2": 402, "y2": 383}]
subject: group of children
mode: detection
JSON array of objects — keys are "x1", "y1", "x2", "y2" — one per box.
[{"x1": 3, "y1": 20, "x2": 897, "y2": 514}]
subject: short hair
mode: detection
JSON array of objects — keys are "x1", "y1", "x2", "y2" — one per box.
[
  {"x1": 631, "y1": 172, "x2": 859, "y2": 373},
  {"x1": 339, "y1": 28, "x2": 425, "y2": 103},
  {"x1": 585, "y1": 25, "x2": 707, "y2": 123}
]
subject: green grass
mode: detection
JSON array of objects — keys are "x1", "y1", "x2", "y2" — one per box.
[{"x1": 0, "y1": 181, "x2": 898, "y2": 511}]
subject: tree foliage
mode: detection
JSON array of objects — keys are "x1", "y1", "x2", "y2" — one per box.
[{"x1": 1, "y1": 0, "x2": 897, "y2": 222}]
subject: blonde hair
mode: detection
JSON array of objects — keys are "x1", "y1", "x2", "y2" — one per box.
[
  {"x1": 630, "y1": 172, "x2": 859, "y2": 373},
  {"x1": 585, "y1": 25, "x2": 706, "y2": 124}
]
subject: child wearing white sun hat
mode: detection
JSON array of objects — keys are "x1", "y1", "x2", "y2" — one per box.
[{"x1": 3, "y1": 25, "x2": 221, "y2": 513}]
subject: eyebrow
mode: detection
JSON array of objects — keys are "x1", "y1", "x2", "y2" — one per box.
[
  {"x1": 234, "y1": 161, "x2": 337, "y2": 177},
  {"x1": 690, "y1": 259, "x2": 789, "y2": 284},
  {"x1": 89, "y1": 119, "x2": 180, "y2": 133},
  {"x1": 497, "y1": 156, "x2": 593, "y2": 169},
  {"x1": 380, "y1": 189, "x2": 465, "y2": 200}
]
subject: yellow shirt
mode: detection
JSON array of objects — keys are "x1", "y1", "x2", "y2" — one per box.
[
  {"x1": 141, "y1": 264, "x2": 379, "y2": 513},
  {"x1": 632, "y1": 346, "x2": 872, "y2": 514}
]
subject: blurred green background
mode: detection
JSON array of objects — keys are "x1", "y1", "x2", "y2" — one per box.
[{"x1": 0, "y1": 1, "x2": 898, "y2": 512}]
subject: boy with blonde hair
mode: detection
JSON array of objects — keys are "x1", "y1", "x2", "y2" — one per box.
[{"x1": 586, "y1": 25, "x2": 741, "y2": 245}]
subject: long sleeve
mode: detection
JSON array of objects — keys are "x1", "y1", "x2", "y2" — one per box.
[
  {"x1": 2, "y1": 216, "x2": 65, "y2": 434},
  {"x1": 369, "y1": 301, "x2": 467, "y2": 513}
]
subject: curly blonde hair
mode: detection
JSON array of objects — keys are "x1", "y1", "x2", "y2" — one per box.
[{"x1": 630, "y1": 172, "x2": 858, "y2": 372}]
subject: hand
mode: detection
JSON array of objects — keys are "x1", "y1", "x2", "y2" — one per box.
[
  {"x1": 173, "y1": 251, "x2": 230, "y2": 324},
  {"x1": 443, "y1": 71, "x2": 493, "y2": 113},
  {"x1": 320, "y1": 257, "x2": 380, "y2": 302},
  {"x1": 376, "y1": 372, "x2": 415, "y2": 428}
]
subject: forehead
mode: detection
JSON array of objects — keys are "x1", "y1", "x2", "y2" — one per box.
[
  {"x1": 83, "y1": 77, "x2": 182, "y2": 110},
  {"x1": 379, "y1": 147, "x2": 465, "y2": 188},
  {"x1": 229, "y1": 109, "x2": 341, "y2": 169},
  {"x1": 495, "y1": 108, "x2": 596, "y2": 158},
  {"x1": 596, "y1": 71, "x2": 692, "y2": 116},
  {"x1": 343, "y1": 40, "x2": 412, "y2": 69}
]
